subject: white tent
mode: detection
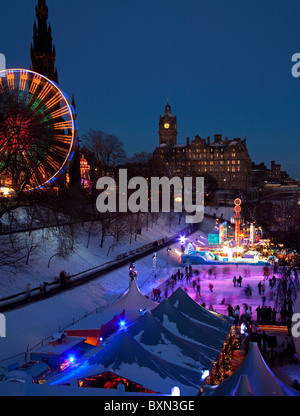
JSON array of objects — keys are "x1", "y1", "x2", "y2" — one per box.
[
  {"x1": 128, "y1": 311, "x2": 214, "y2": 371},
  {"x1": 152, "y1": 297, "x2": 230, "y2": 360},
  {"x1": 232, "y1": 375, "x2": 255, "y2": 396},
  {"x1": 202, "y1": 342, "x2": 300, "y2": 396},
  {"x1": 109, "y1": 278, "x2": 157, "y2": 320},
  {"x1": 168, "y1": 287, "x2": 233, "y2": 332},
  {"x1": 50, "y1": 330, "x2": 202, "y2": 396}
]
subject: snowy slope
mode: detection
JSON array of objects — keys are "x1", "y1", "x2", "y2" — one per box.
[{"x1": 0, "y1": 215, "x2": 217, "y2": 369}]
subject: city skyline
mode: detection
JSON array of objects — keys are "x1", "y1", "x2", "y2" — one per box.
[{"x1": 2, "y1": 0, "x2": 300, "y2": 179}]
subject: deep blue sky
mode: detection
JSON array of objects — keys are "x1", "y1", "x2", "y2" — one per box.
[{"x1": 1, "y1": 0, "x2": 300, "y2": 179}]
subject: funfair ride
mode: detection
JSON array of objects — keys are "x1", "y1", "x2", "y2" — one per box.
[{"x1": 0, "y1": 69, "x2": 78, "y2": 195}]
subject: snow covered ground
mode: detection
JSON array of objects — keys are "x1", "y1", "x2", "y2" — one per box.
[
  {"x1": 0, "y1": 211, "x2": 219, "y2": 367},
  {"x1": 2, "y1": 204, "x2": 297, "y2": 394},
  {"x1": 0, "y1": 240, "x2": 266, "y2": 370},
  {"x1": 0, "y1": 212, "x2": 191, "y2": 298}
]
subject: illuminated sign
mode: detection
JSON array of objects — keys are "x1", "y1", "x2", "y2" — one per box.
[{"x1": 219, "y1": 221, "x2": 227, "y2": 243}]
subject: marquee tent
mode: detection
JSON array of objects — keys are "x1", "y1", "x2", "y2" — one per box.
[
  {"x1": 151, "y1": 298, "x2": 230, "y2": 361},
  {"x1": 168, "y1": 287, "x2": 233, "y2": 333},
  {"x1": 232, "y1": 375, "x2": 255, "y2": 396},
  {"x1": 202, "y1": 342, "x2": 300, "y2": 396},
  {"x1": 109, "y1": 278, "x2": 157, "y2": 320},
  {"x1": 51, "y1": 330, "x2": 202, "y2": 396},
  {"x1": 128, "y1": 310, "x2": 214, "y2": 371}
]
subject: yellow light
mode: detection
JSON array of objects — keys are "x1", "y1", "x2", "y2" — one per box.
[
  {"x1": 19, "y1": 71, "x2": 28, "y2": 91},
  {"x1": 6, "y1": 71, "x2": 15, "y2": 90},
  {"x1": 45, "y1": 92, "x2": 61, "y2": 109},
  {"x1": 29, "y1": 74, "x2": 41, "y2": 95},
  {"x1": 50, "y1": 105, "x2": 70, "y2": 119},
  {"x1": 38, "y1": 82, "x2": 52, "y2": 101},
  {"x1": 164, "y1": 123, "x2": 170, "y2": 129}
]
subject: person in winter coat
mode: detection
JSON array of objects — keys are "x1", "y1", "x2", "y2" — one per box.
[
  {"x1": 246, "y1": 306, "x2": 252, "y2": 323},
  {"x1": 234, "y1": 305, "x2": 240, "y2": 325},
  {"x1": 237, "y1": 275, "x2": 243, "y2": 287},
  {"x1": 233, "y1": 276, "x2": 237, "y2": 287}
]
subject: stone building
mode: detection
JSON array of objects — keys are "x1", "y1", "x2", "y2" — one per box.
[
  {"x1": 154, "y1": 102, "x2": 253, "y2": 191},
  {"x1": 30, "y1": 0, "x2": 58, "y2": 84},
  {"x1": 252, "y1": 161, "x2": 297, "y2": 187}
]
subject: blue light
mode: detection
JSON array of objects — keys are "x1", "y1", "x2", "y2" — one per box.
[
  {"x1": 99, "y1": 337, "x2": 103, "y2": 342},
  {"x1": 119, "y1": 320, "x2": 126, "y2": 329},
  {"x1": 68, "y1": 355, "x2": 75, "y2": 364},
  {"x1": 179, "y1": 235, "x2": 186, "y2": 244}
]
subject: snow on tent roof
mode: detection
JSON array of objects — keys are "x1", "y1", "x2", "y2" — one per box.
[
  {"x1": 128, "y1": 311, "x2": 214, "y2": 371},
  {"x1": 109, "y1": 279, "x2": 157, "y2": 319},
  {"x1": 202, "y1": 342, "x2": 293, "y2": 396},
  {"x1": 168, "y1": 287, "x2": 233, "y2": 334},
  {"x1": 58, "y1": 330, "x2": 202, "y2": 396},
  {"x1": 151, "y1": 298, "x2": 228, "y2": 359}
]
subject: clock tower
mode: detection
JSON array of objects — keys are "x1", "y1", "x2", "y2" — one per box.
[{"x1": 159, "y1": 101, "x2": 177, "y2": 146}]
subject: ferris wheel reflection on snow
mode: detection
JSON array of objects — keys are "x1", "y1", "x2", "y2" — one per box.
[{"x1": 0, "y1": 69, "x2": 78, "y2": 193}]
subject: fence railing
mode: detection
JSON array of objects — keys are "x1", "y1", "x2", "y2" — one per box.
[{"x1": 0, "y1": 224, "x2": 197, "y2": 369}]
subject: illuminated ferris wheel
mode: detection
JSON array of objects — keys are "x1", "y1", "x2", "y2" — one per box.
[{"x1": 0, "y1": 69, "x2": 78, "y2": 194}]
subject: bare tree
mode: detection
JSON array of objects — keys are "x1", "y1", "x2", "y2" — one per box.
[{"x1": 82, "y1": 129, "x2": 127, "y2": 176}]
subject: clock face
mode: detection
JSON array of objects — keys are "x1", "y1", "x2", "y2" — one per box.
[{"x1": 164, "y1": 123, "x2": 170, "y2": 129}]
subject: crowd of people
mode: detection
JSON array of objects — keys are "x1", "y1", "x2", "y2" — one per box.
[{"x1": 150, "y1": 262, "x2": 296, "y2": 329}]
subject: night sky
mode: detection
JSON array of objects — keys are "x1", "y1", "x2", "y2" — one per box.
[{"x1": 1, "y1": 0, "x2": 300, "y2": 179}]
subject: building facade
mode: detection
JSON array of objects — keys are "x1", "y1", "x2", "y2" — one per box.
[
  {"x1": 154, "y1": 103, "x2": 253, "y2": 191},
  {"x1": 252, "y1": 161, "x2": 297, "y2": 187}
]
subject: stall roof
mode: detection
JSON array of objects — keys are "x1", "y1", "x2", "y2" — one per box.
[
  {"x1": 51, "y1": 330, "x2": 202, "y2": 396},
  {"x1": 30, "y1": 336, "x2": 86, "y2": 356}
]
